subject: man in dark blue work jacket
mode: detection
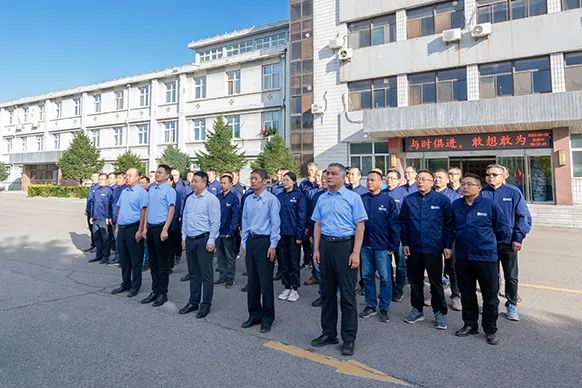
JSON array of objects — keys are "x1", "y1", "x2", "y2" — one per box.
[
  {"x1": 481, "y1": 164, "x2": 532, "y2": 322},
  {"x1": 83, "y1": 172, "x2": 100, "y2": 252},
  {"x1": 400, "y1": 170, "x2": 454, "y2": 330},
  {"x1": 88, "y1": 173, "x2": 114, "y2": 264},
  {"x1": 215, "y1": 174, "x2": 240, "y2": 288},
  {"x1": 359, "y1": 170, "x2": 400, "y2": 323},
  {"x1": 108, "y1": 173, "x2": 127, "y2": 267},
  {"x1": 453, "y1": 173, "x2": 511, "y2": 345}
]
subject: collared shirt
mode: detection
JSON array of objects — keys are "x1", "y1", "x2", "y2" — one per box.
[
  {"x1": 307, "y1": 189, "x2": 326, "y2": 235},
  {"x1": 207, "y1": 180, "x2": 221, "y2": 196},
  {"x1": 382, "y1": 185, "x2": 407, "y2": 213},
  {"x1": 181, "y1": 189, "x2": 221, "y2": 244},
  {"x1": 91, "y1": 185, "x2": 113, "y2": 220},
  {"x1": 349, "y1": 184, "x2": 369, "y2": 196},
  {"x1": 299, "y1": 179, "x2": 318, "y2": 196},
  {"x1": 147, "y1": 182, "x2": 176, "y2": 225},
  {"x1": 453, "y1": 196, "x2": 511, "y2": 262},
  {"x1": 241, "y1": 189, "x2": 281, "y2": 249},
  {"x1": 311, "y1": 186, "x2": 368, "y2": 237},
  {"x1": 217, "y1": 190, "x2": 240, "y2": 236},
  {"x1": 270, "y1": 182, "x2": 285, "y2": 197},
  {"x1": 435, "y1": 187, "x2": 462, "y2": 203},
  {"x1": 400, "y1": 190, "x2": 454, "y2": 256},
  {"x1": 111, "y1": 184, "x2": 127, "y2": 222},
  {"x1": 116, "y1": 184, "x2": 148, "y2": 226},
  {"x1": 277, "y1": 188, "x2": 307, "y2": 240},
  {"x1": 361, "y1": 191, "x2": 400, "y2": 252},
  {"x1": 85, "y1": 183, "x2": 99, "y2": 213},
  {"x1": 480, "y1": 183, "x2": 532, "y2": 244},
  {"x1": 448, "y1": 184, "x2": 462, "y2": 194}
]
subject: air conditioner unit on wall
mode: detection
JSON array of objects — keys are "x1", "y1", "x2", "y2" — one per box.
[
  {"x1": 471, "y1": 23, "x2": 492, "y2": 39},
  {"x1": 442, "y1": 28, "x2": 462, "y2": 43},
  {"x1": 329, "y1": 37, "x2": 343, "y2": 50},
  {"x1": 338, "y1": 47, "x2": 353, "y2": 61},
  {"x1": 311, "y1": 103, "x2": 324, "y2": 115}
]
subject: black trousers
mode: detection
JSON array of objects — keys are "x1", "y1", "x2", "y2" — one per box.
[
  {"x1": 407, "y1": 252, "x2": 447, "y2": 315},
  {"x1": 216, "y1": 236, "x2": 236, "y2": 281},
  {"x1": 118, "y1": 223, "x2": 144, "y2": 292},
  {"x1": 92, "y1": 219, "x2": 110, "y2": 261},
  {"x1": 246, "y1": 236, "x2": 275, "y2": 326},
  {"x1": 301, "y1": 234, "x2": 312, "y2": 266},
  {"x1": 147, "y1": 224, "x2": 171, "y2": 296},
  {"x1": 277, "y1": 235, "x2": 301, "y2": 290},
  {"x1": 320, "y1": 238, "x2": 358, "y2": 343},
  {"x1": 167, "y1": 229, "x2": 181, "y2": 268},
  {"x1": 186, "y1": 236, "x2": 214, "y2": 306},
  {"x1": 444, "y1": 245, "x2": 460, "y2": 298},
  {"x1": 86, "y1": 214, "x2": 96, "y2": 248},
  {"x1": 108, "y1": 223, "x2": 115, "y2": 251},
  {"x1": 456, "y1": 260, "x2": 499, "y2": 334},
  {"x1": 498, "y1": 244, "x2": 519, "y2": 306}
]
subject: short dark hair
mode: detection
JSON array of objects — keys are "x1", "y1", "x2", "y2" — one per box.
[
  {"x1": 405, "y1": 166, "x2": 417, "y2": 173},
  {"x1": 194, "y1": 171, "x2": 209, "y2": 185},
  {"x1": 220, "y1": 174, "x2": 233, "y2": 183},
  {"x1": 99, "y1": 173, "x2": 107, "y2": 179},
  {"x1": 327, "y1": 163, "x2": 347, "y2": 176},
  {"x1": 462, "y1": 173, "x2": 482, "y2": 185},
  {"x1": 349, "y1": 166, "x2": 362, "y2": 176},
  {"x1": 367, "y1": 169, "x2": 383, "y2": 179},
  {"x1": 417, "y1": 169, "x2": 435, "y2": 179},
  {"x1": 386, "y1": 169, "x2": 401, "y2": 179},
  {"x1": 108, "y1": 172, "x2": 116, "y2": 177},
  {"x1": 149, "y1": 170, "x2": 156, "y2": 174},
  {"x1": 284, "y1": 171, "x2": 297, "y2": 183},
  {"x1": 251, "y1": 168, "x2": 268, "y2": 181},
  {"x1": 140, "y1": 176, "x2": 150, "y2": 183},
  {"x1": 207, "y1": 168, "x2": 216, "y2": 174},
  {"x1": 157, "y1": 165, "x2": 171, "y2": 175},
  {"x1": 168, "y1": 175, "x2": 174, "y2": 183},
  {"x1": 433, "y1": 169, "x2": 448, "y2": 175}
]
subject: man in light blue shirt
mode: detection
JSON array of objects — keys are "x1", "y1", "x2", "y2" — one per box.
[
  {"x1": 240, "y1": 169, "x2": 281, "y2": 334},
  {"x1": 142, "y1": 164, "x2": 176, "y2": 307},
  {"x1": 179, "y1": 171, "x2": 221, "y2": 318},
  {"x1": 310, "y1": 163, "x2": 367, "y2": 357}
]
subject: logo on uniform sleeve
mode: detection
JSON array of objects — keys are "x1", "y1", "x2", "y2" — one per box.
[
  {"x1": 502, "y1": 198, "x2": 512, "y2": 202},
  {"x1": 290, "y1": 198, "x2": 297, "y2": 203},
  {"x1": 477, "y1": 212, "x2": 488, "y2": 216},
  {"x1": 431, "y1": 205, "x2": 440, "y2": 210}
]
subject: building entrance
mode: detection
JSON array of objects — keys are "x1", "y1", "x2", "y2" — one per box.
[{"x1": 449, "y1": 157, "x2": 496, "y2": 181}]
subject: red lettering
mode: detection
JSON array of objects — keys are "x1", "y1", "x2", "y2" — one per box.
[
  {"x1": 471, "y1": 136, "x2": 484, "y2": 148},
  {"x1": 514, "y1": 134, "x2": 526, "y2": 146},
  {"x1": 499, "y1": 135, "x2": 512, "y2": 146},
  {"x1": 420, "y1": 139, "x2": 431, "y2": 150},
  {"x1": 445, "y1": 137, "x2": 458, "y2": 149},
  {"x1": 486, "y1": 135, "x2": 498, "y2": 147},
  {"x1": 409, "y1": 139, "x2": 420, "y2": 150},
  {"x1": 433, "y1": 138, "x2": 445, "y2": 149}
]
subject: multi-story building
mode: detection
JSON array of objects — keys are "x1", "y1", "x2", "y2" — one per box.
[
  {"x1": 307, "y1": 0, "x2": 582, "y2": 206},
  {"x1": 0, "y1": 19, "x2": 289, "y2": 190}
]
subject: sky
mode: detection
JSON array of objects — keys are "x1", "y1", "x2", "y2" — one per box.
[{"x1": 0, "y1": 0, "x2": 289, "y2": 102}]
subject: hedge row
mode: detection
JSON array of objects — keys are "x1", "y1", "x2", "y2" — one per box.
[{"x1": 28, "y1": 184, "x2": 89, "y2": 199}]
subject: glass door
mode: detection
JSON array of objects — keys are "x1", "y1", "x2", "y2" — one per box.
[
  {"x1": 529, "y1": 155, "x2": 553, "y2": 203},
  {"x1": 497, "y1": 156, "x2": 526, "y2": 197}
]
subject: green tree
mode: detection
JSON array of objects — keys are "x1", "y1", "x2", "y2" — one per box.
[
  {"x1": 157, "y1": 145, "x2": 191, "y2": 176},
  {"x1": 0, "y1": 161, "x2": 8, "y2": 181},
  {"x1": 57, "y1": 131, "x2": 104, "y2": 184},
  {"x1": 195, "y1": 115, "x2": 246, "y2": 174},
  {"x1": 114, "y1": 150, "x2": 146, "y2": 174},
  {"x1": 251, "y1": 134, "x2": 299, "y2": 178}
]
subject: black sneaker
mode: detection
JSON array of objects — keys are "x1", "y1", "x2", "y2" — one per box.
[
  {"x1": 359, "y1": 306, "x2": 377, "y2": 318},
  {"x1": 241, "y1": 285, "x2": 248, "y2": 292},
  {"x1": 311, "y1": 297, "x2": 322, "y2": 307},
  {"x1": 225, "y1": 280, "x2": 234, "y2": 289},
  {"x1": 378, "y1": 309, "x2": 390, "y2": 323},
  {"x1": 392, "y1": 292, "x2": 403, "y2": 302},
  {"x1": 214, "y1": 278, "x2": 227, "y2": 285}
]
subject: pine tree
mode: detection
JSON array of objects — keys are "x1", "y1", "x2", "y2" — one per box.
[
  {"x1": 0, "y1": 161, "x2": 8, "y2": 182},
  {"x1": 195, "y1": 115, "x2": 246, "y2": 174},
  {"x1": 251, "y1": 134, "x2": 299, "y2": 178},
  {"x1": 157, "y1": 145, "x2": 191, "y2": 176},
  {"x1": 57, "y1": 131, "x2": 104, "y2": 184},
  {"x1": 114, "y1": 150, "x2": 146, "y2": 174}
]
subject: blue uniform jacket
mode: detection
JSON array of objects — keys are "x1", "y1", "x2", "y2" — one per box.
[
  {"x1": 170, "y1": 184, "x2": 183, "y2": 231},
  {"x1": 436, "y1": 187, "x2": 462, "y2": 203},
  {"x1": 299, "y1": 179, "x2": 318, "y2": 196},
  {"x1": 403, "y1": 182, "x2": 418, "y2": 195},
  {"x1": 270, "y1": 183, "x2": 285, "y2": 197},
  {"x1": 382, "y1": 185, "x2": 407, "y2": 213},
  {"x1": 349, "y1": 184, "x2": 369, "y2": 195},
  {"x1": 238, "y1": 188, "x2": 254, "y2": 226},
  {"x1": 91, "y1": 186, "x2": 113, "y2": 220},
  {"x1": 207, "y1": 180, "x2": 220, "y2": 196},
  {"x1": 400, "y1": 190, "x2": 454, "y2": 256},
  {"x1": 452, "y1": 196, "x2": 511, "y2": 262},
  {"x1": 307, "y1": 189, "x2": 325, "y2": 236},
  {"x1": 218, "y1": 191, "x2": 240, "y2": 236},
  {"x1": 111, "y1": 184, "x2": 127, "y2": 223},
  {"x1": 85, "y1": 183, "x2": 99, "y2": 214},
  {"x1": 480, "y1": 184, "x2": 532, "y2": 244},
  {"x1": 277, "y1": 189, "x2": 307, "y2": 241},
  {"x1": 361, "y1": 191, "x2": 400, "y2": 252}
]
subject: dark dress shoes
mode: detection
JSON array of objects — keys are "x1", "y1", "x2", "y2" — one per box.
[
  {"x1": 214, "y1": 278, "x2": 227, "y2": 285},
  {"x1": 241, "y1": 285, "x2": 248, "y2": 292},
  {"x1": 88, "y1": 257, "x2": 101, "y2": 263},
  {"x1": 241, "y1": 318, "x2": 261, "y2": 328},
  {"x1": 486, "y1": 333, "x2": 499, "y2": 345},
  {"x1": 455, "y1": 325, "x2": 479, "y2": 337},
  {"x1": 179, "y1": 303, "x2": 199, "y2": 315},
  {"x1": 180, "y1": 274, "x2": 191, "y2": 282},
  {"x1": 83, "y1": 246, "x2": 96, "y2": 252},
  {"x1": 111, "y1": 287, "x2": 127, "y2": 295},
  {"x1": 152, "y1": 294, "x2": 168, "y2": 307},
  {"x1": 127, "y1": 290, "x2": 139, "y2": 298},
  {"x1": 341, "y1": 342, "x2": 355, "y2": 356},
  {"x1": 140, "y1": 292, "x2": 157, "y2": 304},
  {"x1": 311, "y1": 334, "x2": 339, "y2": 347},
  {"x1": 311, "y1": 297, "x2": 322, "y2": 307},
  {"x1": 260, "y1": 324, "x2": 271, "y2": 333},
  {"x1": 196, "y1": 305, "x2": 210, "y2": 319}
]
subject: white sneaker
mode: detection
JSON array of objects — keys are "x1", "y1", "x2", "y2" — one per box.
[
  {"x1": 278, "y1": 289, "x2": 292, "y2": 300},
  {"x1": 287, "y1": 290, "x2": 300, "y2": 302}
]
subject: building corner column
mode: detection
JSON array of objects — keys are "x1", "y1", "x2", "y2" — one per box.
[{"x1": 553, "y1": 127, "x2": 573, "y2": 205}]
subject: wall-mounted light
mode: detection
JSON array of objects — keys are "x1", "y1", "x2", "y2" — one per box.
[{"x1": 558, "y1": 149, "x2": 567, "y2": 166}]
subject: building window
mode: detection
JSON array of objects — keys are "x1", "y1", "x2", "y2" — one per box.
[
  {"x1": 349, "y1": 142, "x2": 390, "y2": 175},
  {"x1": 263, "y1": 64, "x2": 281, "y2": 90},
  {"x1": 137, "y1": 124, "x2": 149, "y2": 145},
  {"x1": 6, "y1": 138, "x2": 12, "y2": 153},
  {"x1": 348, "y1": 14, "x2": 396, "y2": 49},
  {"x1": 193, "y1": 119, "x2": 206, "y2": 141},
  {"x1": 194, "y1": 76, "x2": 206, "y2": 99},
  {"x1": 348, "y1": 77, "x2": 397, "y2": 111},
  {"x1": 55, "y1": 102, "x2": 62, "y2": 118},
  {"x1": 74, "y1": 98, "x2": 81, "y2": 116},
  {"x1": 35, "y1": 135, "x2": 44, "y2": 151},
  {"x1": 262, "y1": 111, "x2": 280, "y2": 131},
  {"x1": 113, "y1": 127, "x2": 124, "y2": 146},
  {"x1": 565, "y1": 51, "x2": 582, "y2": 91},
  {"x1": 227, "y1": 70, "x2": 241, "y2": 95},
  {"x1": 163, "y1": 121, "x2": 177, "y2": 143},
  {"x1": 563, "y1": 0, "x2": 582, "y2": 9},
  {"x1": 139, "y1": 86, "x2": 150, "y2": 107},
  {"x1": 23, "y1": 107, "x2": 29, "y2": 123},
  {"x1": 165, "y1": 81, "x2": 177, "y2": 103},
  {"x1": 115, "y1": 90, "x2": 124, "y2": 110},
  {"x1": 53, "y1": 134, "x2": 61, "y2": 150},
  {"x1": 38, "y1": 104, "x2": 45, "y2": 121},
  {"x1": 479, "y1": 56, "x2": 551, "y2": 98},
  {"x1": 409, "y1": 68, "x2": 467, "y2": 105},
  {"x1": 9, "y1": 110, "x2": 13, "y2": 124},
  {"x1": 226, "y1": 40, "x2": 253, "y2": 56},
  {"x1": 91, "y1": 130, "x2": 100, "y2": 147},
  {"x1": 200, "y1": 48, "x2": 223, "y2": 62},
  {"x1": 94, "y1": 94, "x2": 101, "y2": 113},
  {"x1": 572, "y1": 135, "x2": 582, "y2": 177},
  {"x1": 255, "y1": 33, "x2": 288, "y2": 50},
  {"x1": 407, "y1": 0, "x2": 465, "y2": 39},
  {"x1": 477, "y1": 0, "x2": 546, "y2": 24},
  {"x1": 226, "y1": 115, "x2": 241, "y2": 138}
]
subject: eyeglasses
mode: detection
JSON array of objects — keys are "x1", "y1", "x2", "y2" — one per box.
[
  {"x1": 386, "y1": 177, "x2": 399, "y2": 180},
  {"x1": 485, "y1": 173, "x2": 503, "y2": 177},
  {"x1": 448, "y1": 172, "x2": 461, "y2": 176},
  {"x1": 460, "y1": 182, "x2": 480, "y2": 187},
  {"x1": 415, "y1": 177, "x2": 434, "y2": 183}
]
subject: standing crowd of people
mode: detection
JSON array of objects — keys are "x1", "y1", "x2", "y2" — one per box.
[{"x1": 83, "y1": 160, "x2": 531, "y2": 355}]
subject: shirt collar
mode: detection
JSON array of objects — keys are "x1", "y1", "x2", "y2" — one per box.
[
  {"x1": 195, "y1": 189, "x2": 209, "y2": 198},
  {"x1": 154, "y1": 182, "x2": 169, "y2": 190}
]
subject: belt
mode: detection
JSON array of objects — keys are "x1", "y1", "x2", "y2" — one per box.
[
  {"x1": 118, "y1": 222, "x2": 139, "y2": 231},
  {"x1": 321, "y1": 235, "x2": 354, "y2": 242},
  {"x1": 188, "y1": 232, "x2": 210, "y2": 240},
  {"x1": 249, "y1": 233, "x2": 270, "y2": 239},
  {"x1": 147, "y1": 222, "x2": 165, "y2": 228}
]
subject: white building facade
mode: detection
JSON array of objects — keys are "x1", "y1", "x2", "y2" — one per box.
[{"x1": 0, "y1": 20, "x2": 289, "y2": 190}]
